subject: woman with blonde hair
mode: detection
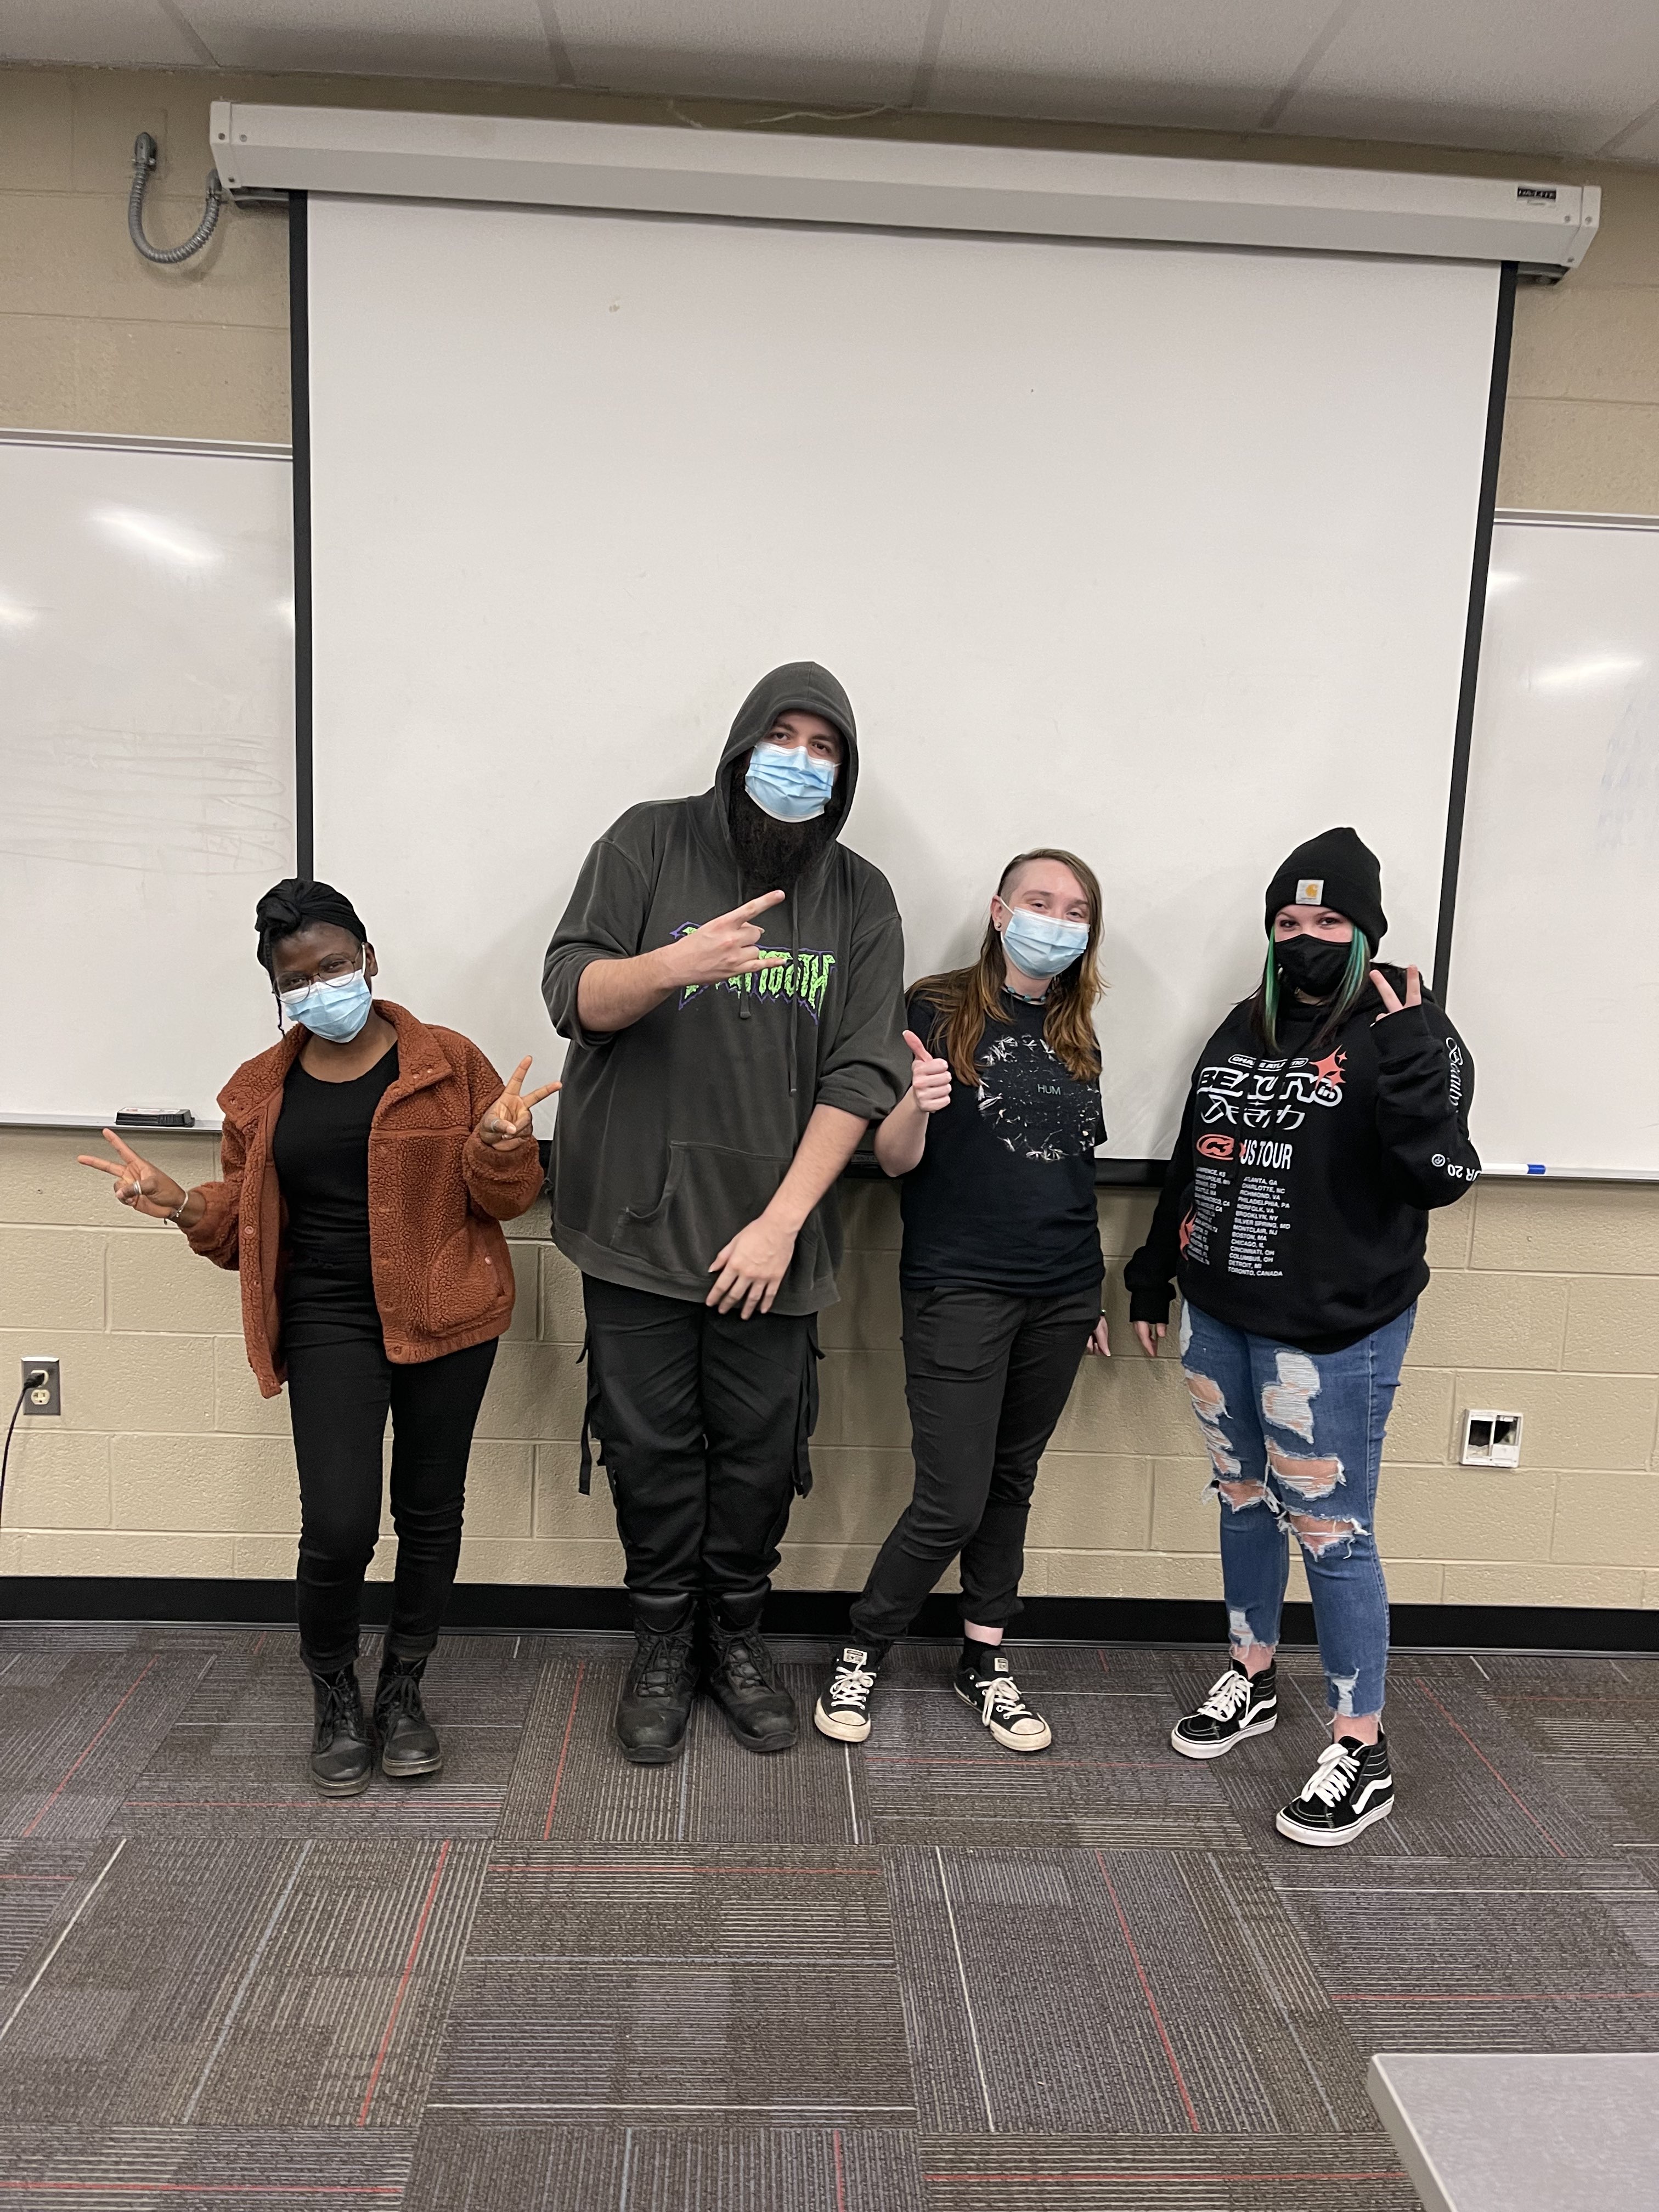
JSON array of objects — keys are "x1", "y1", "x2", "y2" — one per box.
[{"x1": 815, "y1": 849, "x2": 1110, "y2": 1754}]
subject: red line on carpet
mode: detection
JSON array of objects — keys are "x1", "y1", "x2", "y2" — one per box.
[
  {"x1": 0, "y1": 2188, "x2": 402, "y2": 2198},
  {"x1": 356, "y1": 1837, "x2": 453, "y2": 2126},
  {"x1": 1410, "y1": 1677, "x2": 1568, "y2": 1857},
  {"x1": 865, "y1": 1756, "x2": 1167, "y2": 1770},
  {"x1": 1333, "y1": 1989, "x2": 1659, "y2": 2002},
  {"x1": 832, "y1": 2125, "x2": 847, "y2": 2212},
  {"x1": 20, "y1": 1658, "x2": 159, "y2": 1839},
  {"x1": 489, "y1": 1864, "x2": 874, "y2": 1877},
  {"x1": 541, "y1": 1660, "x2": 586, "y2": 1840},
  {"x1": 1093, "y1": 1851, "x2": 1199, "y2": 2132},
  {"x1": 122, "y1": 1801, "x2": 498, "y2": 1812},
  {"x1": 922, "y1": 2172, "x2": 1404, "y2": 2184}
]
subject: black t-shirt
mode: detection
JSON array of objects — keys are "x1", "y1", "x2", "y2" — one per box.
[
  {"x1": 898, "y1": 989, "x2": 1105, "y2": 1295},
  {"x1": 273, "y1": 1043, "x2": 399, "y2": 1293}
]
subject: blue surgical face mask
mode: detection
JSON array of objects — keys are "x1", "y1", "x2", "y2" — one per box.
[
  {"x1": 744, "y1": 740, "x2": 837, "y2": 823},
  {"x1": 1000, "y1": 904, "x2": 1090, "y2": 981},
  {"x1": 278, "y1": 968, "x2": 374, "y2": 1043}
]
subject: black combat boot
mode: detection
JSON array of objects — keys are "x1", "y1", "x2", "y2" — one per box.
[
  {"x1": 614, "y1": 1594, "x2": 699, "y2": 1765},
  {"x1": 308, "y1": 1662, "x2": 375, "y2": 1797},
  {"x1": 704, "y1": 1592, "x2": 798, "y2": 1754},
  {"x1": 374, "y1": 1651, "x2": 443, "y2": 1779}
]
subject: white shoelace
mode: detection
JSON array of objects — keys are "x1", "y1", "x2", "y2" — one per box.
[
  {"x1": 1196, "y1": 1668, "x2": 1252, "y2": 1721},
  {"x1": 1301, "y1": 1741, "x2": 1362, "y2": 1805},
  {"x1": 980, "y1": 1673, "x2": 1042, "y2": 1733},
  {"x1": 831, "y1": 1661, "x2": 876, "y2": 1709}
]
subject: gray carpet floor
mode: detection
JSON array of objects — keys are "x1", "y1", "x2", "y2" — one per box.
[{"x1": 1, "y1": 1626, "x2": 1656, "y2": 2208}]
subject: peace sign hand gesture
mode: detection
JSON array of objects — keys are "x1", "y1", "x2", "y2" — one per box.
[
  {"x1": 477, "y1": 1058, "x2": 561, "y2": 1148},
  {"x1": 77, "y1": 1129, "x2": 189, "y2": 1220},
  {"x1": 1369, "y1": 964, "x2": 1423, "y2": 1021}
]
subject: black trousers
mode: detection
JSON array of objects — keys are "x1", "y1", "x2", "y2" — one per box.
[
  {"x1": 582, "y1": 1275, "x2": 818, "y2": 1607},
  {"x1": 285, "y1": 1316, "x2": 497, "y2": 1673},
  {"x1": 850, "y1": 1282, "x2": 1101, "y2": 1645}
]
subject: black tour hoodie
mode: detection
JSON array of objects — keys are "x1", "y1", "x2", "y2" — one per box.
[
  {"x1": 1125, "y1": 970, "x2": 1480, "y2": 1351},
  {"x1": 541, "y1": 663, "x2": 909, "y2": 1315}
]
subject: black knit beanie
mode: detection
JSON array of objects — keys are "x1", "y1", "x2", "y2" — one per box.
[{"x1": 1263, "y1": 828, "x2": 1386, "y2": 950}]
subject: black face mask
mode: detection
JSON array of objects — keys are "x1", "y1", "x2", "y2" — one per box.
[{"x1": 1276, "y1": 933, "x2": 1354, "y2": 1001}]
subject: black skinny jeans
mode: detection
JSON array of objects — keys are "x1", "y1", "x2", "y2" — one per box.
[
  {"x1": 850, "y1": 1282, "x2": 1101, "y2": 1645},
  {"x1": 286, "y1": 1327, "x2": 496, "y2": 1673}
]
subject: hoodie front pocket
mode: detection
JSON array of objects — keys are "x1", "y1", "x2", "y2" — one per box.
[{"x1": 613, "y1": 1142, "x2": 792, "y2": 1284}]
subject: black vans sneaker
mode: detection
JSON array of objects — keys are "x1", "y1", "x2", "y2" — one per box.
[
  {"x1": 1276, "y1": 1733, "x2": 1395, "y2": 1847},
  {"x1": 955, "y1": 1648, "x2": 1051, "y2": 1754},
  {"x1": 814, "y1": 1645, "x2": 884, "y2": 1744},
  {"x1": 1170, "y1": 1660, "x2": 1278, "y2": 1760}
]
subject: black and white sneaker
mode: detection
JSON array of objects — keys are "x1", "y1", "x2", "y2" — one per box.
[
  {"x1": 1276, "y1": 1733, "x2": 1395, "y2": 1847},
  {"x1": 955, "y1": 1649, "x2": 1052, "y2": 1753},
  {"x1": 1171, "y1": 1660, "x2": 1278, "y2": 1760},
  {"x1": 814, "y1": 1645, "x2": 883, "y2": 1744}
]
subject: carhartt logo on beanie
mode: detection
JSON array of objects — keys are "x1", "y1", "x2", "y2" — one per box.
[{"x1": 1264, "y1": 828, "x2": 1386, "y2": 951}]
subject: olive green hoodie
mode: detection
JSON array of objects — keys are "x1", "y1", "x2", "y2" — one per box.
[{"x1": 541, "y1": 662, "x2": 908, "y2": 1313}]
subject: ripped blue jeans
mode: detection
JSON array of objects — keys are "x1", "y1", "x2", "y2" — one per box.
[{"x1": 1178, "y1": 1299, "x2": 1415, "y2": 1720}]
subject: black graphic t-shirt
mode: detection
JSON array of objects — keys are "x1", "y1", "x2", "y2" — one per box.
[
  {"x1": 899, "y1": 989, "x2": 1106, "y2": 1295},
  {"x1": 1124, "y1": 973, "x2": 1480, "y2": 1351}
]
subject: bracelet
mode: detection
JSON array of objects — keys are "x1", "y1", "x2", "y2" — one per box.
[{"x1": 165, "y1": 1189, "x2": 193, "y2": 1226}]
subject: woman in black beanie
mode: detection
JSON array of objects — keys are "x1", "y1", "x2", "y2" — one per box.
[
  {"x1": 79, "y1": 879, "x2": 554, "y2": 1797},
  {"x1": 1125, "y1": 828, "x2": 1480, "y2": 1846}
]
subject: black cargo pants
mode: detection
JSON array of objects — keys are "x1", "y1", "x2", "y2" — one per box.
[{"x1": 580, "y1": 1276, "x2": 819, "y2": 1607}]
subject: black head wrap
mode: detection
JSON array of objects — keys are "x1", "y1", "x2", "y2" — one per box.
[{"x1": 255, "y1": 878, "x2": 369, "y2": 973}]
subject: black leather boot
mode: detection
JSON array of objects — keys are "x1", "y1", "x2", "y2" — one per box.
[
  {"x1": 308, "y1": 1663, "x2": 375, "y2": 1797},
  {"x1": 704, "y1": 1593, "x2": 798, "y2": 1754},
  {"x1": 614, "y1": 1595, "x2": 698, "y2": 1765},
  {"x1": 374, "y1": 1652, "x2": 443, "y2": 1779}
]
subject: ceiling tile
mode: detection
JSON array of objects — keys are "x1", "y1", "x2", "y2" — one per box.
[
  {"x1": 178, "y1": 0, "x2": 560, "y2": 84},
  {"x1": 923, "y1": 0, "x2": 1336, "y2": 128},
  {"x1": 1277, "y1": 0, "x2": 1659, "y2": 158},
  {"x1": 554, "y1": 0, "x2": 933, "y2": 106},
  {"x1": 0, "y1": 0, "x2": 206, "y2": 69}
]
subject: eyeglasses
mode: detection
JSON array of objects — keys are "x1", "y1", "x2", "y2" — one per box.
[{"x1": 273, "y1": 952, "x2": 363, "y2": 996}]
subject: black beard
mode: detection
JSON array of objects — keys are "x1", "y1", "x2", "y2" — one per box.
[{"x1": 726, "y1": 782, "x2": 837, "y2": 896}]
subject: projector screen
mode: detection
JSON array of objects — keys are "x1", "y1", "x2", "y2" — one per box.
[{"x1": 304, "y1": 194, "x2": 1499, "y2": 1160}]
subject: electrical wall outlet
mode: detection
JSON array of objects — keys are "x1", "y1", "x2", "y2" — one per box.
[
  {"x1": 1462, "y1": 1407, "x2": 1522, "y2": 1467},
  {"x1": 20, "y1": 1357, "x2": 60, "y2": 1417}
]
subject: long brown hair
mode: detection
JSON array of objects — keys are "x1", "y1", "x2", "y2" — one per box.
[{"x1": 911, "y1": 848, "x2": 1105, "y2": 1086}]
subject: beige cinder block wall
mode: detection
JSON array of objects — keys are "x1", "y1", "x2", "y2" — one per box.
[{"x1": 3, "y1": 64, "x2": 1658, "y2": 1605}]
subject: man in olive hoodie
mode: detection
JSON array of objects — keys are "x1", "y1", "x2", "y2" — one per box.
[{"x1": 543, "y1": 662, "x2": 908, "y2": 1764}]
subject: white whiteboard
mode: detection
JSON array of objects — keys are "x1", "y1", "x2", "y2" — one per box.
[
  {"x1": 0, "y1": 434, "x2": 295, "y2": 1125},
  {"x1": 305, "y1": 197, "x2": 1500, "y2": 1158},
  {"x1": 1451, "y1": 514, "x2": 1659, "y2": 1177}
]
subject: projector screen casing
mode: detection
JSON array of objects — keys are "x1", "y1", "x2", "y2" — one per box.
[{"x1": 303, "y1": 194, "x2": 1500, "y2": 1161}]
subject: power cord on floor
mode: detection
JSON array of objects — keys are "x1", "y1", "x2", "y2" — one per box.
[{"x1": 0, "y1": 1370, "x2": 46, "y2": 1538}]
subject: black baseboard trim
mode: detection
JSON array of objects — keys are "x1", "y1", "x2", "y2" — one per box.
[{"x1": 2, "y1": 1578, "x2": 1656, "y2": 1655}]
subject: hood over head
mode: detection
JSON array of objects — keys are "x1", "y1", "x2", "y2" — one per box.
[{"x1": 716, "y1": 661, "x2": 859, "y2": 831}]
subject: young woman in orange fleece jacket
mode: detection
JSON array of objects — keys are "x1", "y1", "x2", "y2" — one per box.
[{"x1": 78, "y1": 878, "x2": 552, "y2": 1797}]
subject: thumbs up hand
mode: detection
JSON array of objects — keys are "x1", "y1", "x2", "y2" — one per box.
[{"x1": 903, "y1": 1029, "x2": 952, "y2": 1115}]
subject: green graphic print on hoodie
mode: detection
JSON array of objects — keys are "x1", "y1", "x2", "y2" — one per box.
[{"x1": 541, "y1": 662, "x2": 910, "y2": 1315}]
